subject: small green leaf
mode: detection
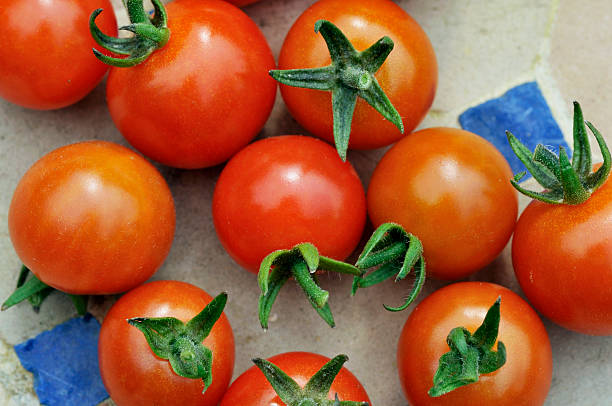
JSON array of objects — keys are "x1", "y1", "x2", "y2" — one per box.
[
  {"x1": 127, "y1": 317, "x2": 183, "y2": 359},
  {"x1": 186, "y1": 292, "x2": 227, "y2": 342},
  {"x1": 384, "y1": 258, "x2": 426, "y2": 312},
  {"x1": 293, "y1": 261, "x2": 329, "y2": 309},
  {"x1": 297, "y1": 243, "x2": 321, "y2": 273},
  {"x1": 2, "y1": 273, "x2": 50, "y2": 311},
  {"x1": 396, "y1": 234, "x2": 423, "y2": 281},
  {"x1": 318, "y1": 256, "x2": 362, "y2": 276},
  {"x1": 507, "y1": 131, "x2": 559, "y2": 190},
  {"x1": 359, "y1": 37, "x2": 394, "y2": 72},
  {"x1": 584, "y1": 121, "x2": 611, "y2": 190},
  {"x1": 253, "y1": 358, "x2": 303, "y2": 404},
  {"x1": 258, "y1": 248, "x2": 290, "y2": 294},
  {"x1": 167, "y1": 336, "x2": 213, "y2": 390},
  {"x1": 314, "y1": 20, "x2": 357, "y2": 64},
  {"x1": 258, "y1": 267, "x2": 291, "y2": 330},
  {"x1": 559, "y1": 146, "x2": 589, "y2": 204},
  {"x1": 304, "y1": 354, "x2": 349, "y2": 399},
  {"x1": 69, "y1": 295, "x2": 88, "y2": 316},
  {"x1": 429, "y1": 299, "x2": 506, "y2": 397},
  {"x1": 358, "y1": 80, "x2": 404, "y2": 133},
  {"x1": 269, "y1": 67, "x2": 336, "y2": 91},
  {"x1": 332, "y1": 86, "x2": 359, "y2": 161},
  {"x1": 571, "y1": 101, "x2": 592, "y2": 177}
]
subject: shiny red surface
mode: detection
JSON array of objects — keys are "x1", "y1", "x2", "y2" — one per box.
[
  {"x1": 213, "y1": 135, "x2": 366, "y2": 273},
  {"x1": 220, "y1": 352, "x2": 370, "y2": 405},
  {"x1": 398, "y1": 282, "x2": 552, "y2": 406},
  {"x1": 99, "y1": 281, "x2": 235, "y2": 406},
  {"x1": 278, "y1": 0, "x2": 437, "y2": 150},
  {"x1": 106, "y1": 0, "x2": 276, "y2": 169},
  {"x1": 513, "y1": 172, "x2": 612, "y2": 335},
  {"x1": 0, "y1": 0, "x2": 117, "y2": 109},
  {"x1": 367, "y1": 127, "x2": 518, "y2": 280},
  {"x1": 8, "y1": 141, "x2": 175, "y2": 294}
]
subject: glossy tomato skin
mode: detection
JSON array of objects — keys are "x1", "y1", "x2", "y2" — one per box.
[
  {"x1": 0, "y1": 0, "x2": 116, "y2": 110},
  {"x1": 513, "y1": 175, "x2": 612, "y2": 335},
  {"x1": 106, "y1": 0, "x2": 276, "y2": 169},
  {"x1": 367, "y1": 127, "x2": 518, "y2": 280},
  {"x1": 278, "y1": 0, "x2": 437, "y2": 150},
  {"x1": 219, "y1": 352, "x2": 370, "y2": 405},
  {"x1": 213, "y1": 135, "x2": 367, "y2": 273},
  {"x1": 398, "y1": 282, "x2": 552, "y2": 406},
  {"x1": 8, "y1": 141, "x2": 175, "y2": 295},
  {"x1": 99, "y1": 280, "x2": 235, "y2": 406}
]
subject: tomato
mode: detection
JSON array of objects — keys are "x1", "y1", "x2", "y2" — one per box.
[
  {"x1": 367, "y1": 127, "x2": 518, "y2": 280},
  {"x1": 277, "y1": 0, "x2": 437, "y2": 150},
  {"x1": 0, "y1": 0, "x2": 116, "y2": 110},
  {"x1": 99, "y1": 280, "x2": 234, "y2": 406},
  {"x1": 512, "y1": 171, "x2": 612, "y2": 335},
  {"x1": 102, "y1": 0, "x2": 276, "y2": 169},
  {"x1": 8, "y1": 141, "x2": 175, "y2": 295},
  {"x1": 212, "y1": 135, "x2": 366, "y2": 273},
  {"x1": 219, "y1": 352, "x2": 370, "y2": 405},
  {"x1": 398, "y1": 282, "x2": 552, "y2": 406}
]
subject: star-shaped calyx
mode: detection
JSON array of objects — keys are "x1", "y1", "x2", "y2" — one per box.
[
  {"x1": 253, "y1": 354, "x2": 369, "y2": 406},
  {"x1": 270, "y1": 20, "x2": 404, "y2": 161}
]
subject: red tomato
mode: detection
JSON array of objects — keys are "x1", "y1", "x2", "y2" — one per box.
[
  {"x1": 513, "y1": 168, "x2": 612, "y2": 335},
  {"x1": 219, "y1": 352, "x2": 370, "y2": 405},
  {"x1": 398, "y1": 282, "x2": 552, "y2": 406},
  {"x1": 8, "y1": 141, "x2": 175, "y2": 294},
  {"x1": 105, "y1": 0, "x2": 276, "y2": 169},
  {"x1": 213, "y1": 135, "x2": 366, "y2": 273},
  {"x1": 0, "y1": 0, "x2": 116, "y2": 110},
  {"x1": 277, "y1": 0, "x2": 437, "y2": 150},
  {"x1": 99, "y1": 280, "x2": 235, "y2": 406},
  {"x1": 367, "y1": 128, "x2": 518, "y2": 280}
]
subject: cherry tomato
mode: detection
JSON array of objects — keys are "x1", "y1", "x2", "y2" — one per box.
[
  {"x1": 99, "y1": 280, "x2": 235, "y2": 406},
  {"x1": 213, "y1": 135, "x2": 366, "y2": 273},
  {"x1": 8, "y1": 141, "x2": 175, "y2": 295},
  {"x1": 367, "y1": 127, "x2": 518, "y2": 280},
  {"x1": 398, "y1": 282, "x2": 552, "y2": 406},
  {"x1": 104, "y1": 0, "x2": 276, "y2": 169},
  {"x1": 0, "y1": 0, "x2": 116, "y2": 110},
  {"x1": 277, "y1": 0, "x2": 437, "y2": 150},
  {"x1": 512, "y1": 169, "x2": 612, "y2": 335},
  {"x1": 219, "y1": 352, "x2": 370, "y2": 405}
]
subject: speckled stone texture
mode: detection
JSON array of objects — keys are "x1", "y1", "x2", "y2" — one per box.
[{"x1": 1, "y1": 1, "x2": 611, "y2": 405}]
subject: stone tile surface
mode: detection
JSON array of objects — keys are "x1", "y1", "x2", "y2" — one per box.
[{"x1": 0, "y1": 0, "x2": 610, "y2": 405}]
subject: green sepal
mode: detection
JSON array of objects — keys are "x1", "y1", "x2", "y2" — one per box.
[
  {"x1": 127, "y1": 292, "x2": 228, "y2": 392},
  {"x1": 2, "y1": 268, "x2": 50, "y2": 311},
  {"x1": 3, "y1": 266, "x2": 88, "y2": 315},
  {"x1": 429, "y1": 298, "x2": 506, "y2": 397},
  {"x1": 257, "y1": 243, "x2": 361, "y2": 329},
  {"x1": 269, "y1": 20, "x2": 403, "y2": 161},
  {"x1": 352, "y1": 223, "x2": 426, "y2": 312},
  {"x1": 90, "y1": 0, "x2": 170, "y2": 67},
  {"x1": 253, "y1": 354, "x2": 370, "y2": 406},
  {"x1": 507, "y1": 101, "x2": 611, "y2": 204}
]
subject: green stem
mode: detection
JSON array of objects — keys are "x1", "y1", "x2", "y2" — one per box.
[{"x1": 293, "y1": 261, "x2": 329, "y2": 309}]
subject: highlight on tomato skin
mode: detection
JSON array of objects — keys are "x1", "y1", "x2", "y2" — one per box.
[
  {"x1": 99, "y1": 280, "x2": 235, "y2": 406},
  {"x1": 92, "y1": 0, "x2": 277, "y2": 169},
  {"x1": 397, "y1": 282, "x2": 552, "y2": 406},
  {"x1": 367, "y1": 127, "x2": 518, "y2": 280},
  {"x1": 7, "y1": 141, "x2": 176, "y2": 296},
  {"x1": 0, "y1": 0, "x2": 117, "y2": 110},
  {"x1": 212, "y1": 135, "x2": 367, "y2": 274},
  {"x1": 276, "y1": 0, "x2": 437, "y2": 154},
  {"x1": 219, "y1": 352, "x2": 371, "y2": 405},
  {"x1": 508, "y1": 102, "x2": 612, "y2": 335}
]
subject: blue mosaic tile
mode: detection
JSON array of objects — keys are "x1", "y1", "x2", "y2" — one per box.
[
  {"x1": 459, "y1": 82, "x2": 570, "y2": 179},
  {"x1": 14, "y1": 314, "x2": 108, "y2": 406}
]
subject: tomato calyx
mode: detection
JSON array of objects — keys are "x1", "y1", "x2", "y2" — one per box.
[
  {"x1": 127, "y1": 292, "x2": 228, "y2": 393},
  {"x1": 507, "y1": 101, "x2": 611, "y2": 204},
  {"x1": 269, "y1": 20, "x2": 404, "y2": 161},
  {"x1": 352, "y1": 223, "x2": 426, "y2": 312},
  {"x1": 258, "y1": 243, "x2": 362, "y2": 329},
  {"x1": 429, "y1": 298, "x2": 506, "y2": 397},
  {"x1": 2, "y1": 266, "x2": 88, "y2": 315},
  {"x1": 90, "y1": 0, "x2": 170, "y2": 67},
  {"x1": 253, "y1": 354, "x2": 369, "y2": 406}
]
